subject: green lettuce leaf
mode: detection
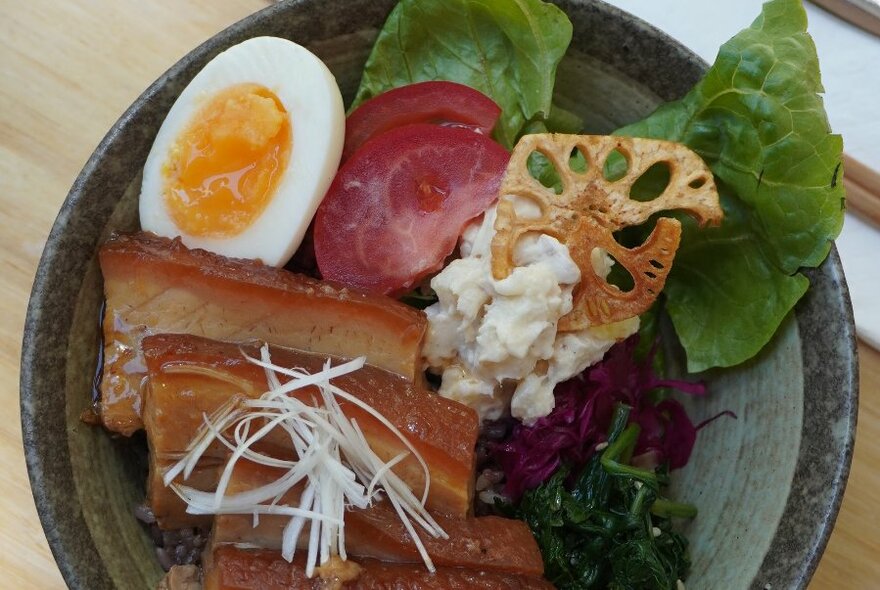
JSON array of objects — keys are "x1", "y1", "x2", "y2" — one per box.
[
  {"x1": 615, "y1": 0, "x2": 844, "y2": 371},
  {"x1": 352, "y1": 0, "x2": 573, "y2": 148}
]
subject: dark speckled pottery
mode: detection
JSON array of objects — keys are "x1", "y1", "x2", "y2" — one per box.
[{"x1": 21, "y1": 1, "x2": 858, "y2": 589}]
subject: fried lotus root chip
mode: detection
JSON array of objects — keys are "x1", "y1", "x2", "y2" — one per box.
[{"x1": 491, "y1": 134, "x2": 723, "y2": 329}]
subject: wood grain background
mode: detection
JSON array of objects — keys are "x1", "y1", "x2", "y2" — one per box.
[{"x1": 1, "y1": 0, "x2": 877, "y2": 587}]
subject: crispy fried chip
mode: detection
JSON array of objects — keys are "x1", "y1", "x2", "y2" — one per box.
[{"x1": 491, "y1": 134, "x2": 723, "y2": 330}]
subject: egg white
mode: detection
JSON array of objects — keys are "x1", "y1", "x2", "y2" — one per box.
[{"x1": 139, "y1": 36, "x2": 345, "y2": 266}]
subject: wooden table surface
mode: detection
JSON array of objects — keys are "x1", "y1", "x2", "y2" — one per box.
[{"x1": 1, "y1": 1, "x2": 877, "y2": 588}]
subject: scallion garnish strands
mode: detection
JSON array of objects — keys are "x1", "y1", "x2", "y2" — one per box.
[{"x1": 164, "y1": 344, "x2": 446, "y2": 577}]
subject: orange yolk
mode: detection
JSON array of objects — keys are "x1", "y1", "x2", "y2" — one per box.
[{"x1": 163, "y1": 83, "x2": 292, "y2": 237}]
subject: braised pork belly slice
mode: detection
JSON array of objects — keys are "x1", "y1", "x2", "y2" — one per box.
[
  {"x1": 142, "y1": 334, "x2": 478, "y2": 520},
  {"x1": 211, "y1": 460, "x2": 544, "y2": 577},
  {"x1": 203, "y1": 546, "x2": 553, "y2": 590},
  {"x1": 99, "y1": 232, "x2": 427, "y2": 436}
]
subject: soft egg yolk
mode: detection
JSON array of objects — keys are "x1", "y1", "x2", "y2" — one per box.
[{"x1": 163, "y1": 83, "x2": 292, "y2": 237}]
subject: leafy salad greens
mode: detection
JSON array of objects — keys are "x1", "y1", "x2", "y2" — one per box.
[
  {"x1": 354, "y1": 0, "x2": 844, "y2": 373},
  {"x1": 614, "y1": 1, "x2": 844, "y2": 370},
  {"x1": 351, "y1": 0, "x2": 573, "y2": 149}
]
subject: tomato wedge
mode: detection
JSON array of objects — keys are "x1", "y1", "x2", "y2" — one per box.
[
  {"x1": 343, "y1": 81, "x2": 501, "y2": 162},
  {"x1": 315, "y1": 123, "x2": 509, "y2": 295}
]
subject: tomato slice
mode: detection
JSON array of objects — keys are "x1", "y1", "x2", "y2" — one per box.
[
  {"x1": 315, "y1": 123, "x2": 509, "y2": 295},
  {"x1": 343, "y1": 81, "x2": 501, "y2": 162}
]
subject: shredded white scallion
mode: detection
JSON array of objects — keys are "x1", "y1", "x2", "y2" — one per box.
[{"x1": 163, "y1": 345, "x2": 446, "y2": 576}]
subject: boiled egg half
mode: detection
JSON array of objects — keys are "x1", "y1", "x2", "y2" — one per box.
[{"x1": 139, "y1": 36, "x2": 345, "y2": 266}]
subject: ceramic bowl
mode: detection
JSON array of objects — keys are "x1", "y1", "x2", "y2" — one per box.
[{"x1": 21, "y1": 1, "x2": 858, "y2": 588}]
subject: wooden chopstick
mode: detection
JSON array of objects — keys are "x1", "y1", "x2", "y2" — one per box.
[
  {"x1": 844, "y1": 153, "x2": 880, "y2": 193},
  {"x1": 810, "y1": 0, "x2": 880, "y2": 37},
  {"x1": 843, "y1": 153, "x2": 880, "y2": 227}
]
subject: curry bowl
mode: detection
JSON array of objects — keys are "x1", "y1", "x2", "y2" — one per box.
[{"x1": 20, "y1": 1, "x2": 858, "y2": 588}]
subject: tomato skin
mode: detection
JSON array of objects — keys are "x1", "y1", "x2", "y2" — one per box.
[
  {"x1": 315, "y1": 123, "x2": 509, "y2": 295},
  {"x1": 343, "y1": 81, "x2": 502, "y2": 162}
]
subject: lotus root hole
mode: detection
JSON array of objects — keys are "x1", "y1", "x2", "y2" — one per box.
[
  {"x1": 603, "y1": 148, "x2": 630, "y2": 182},
  {"x1": 526, "y1": 150, "x2": 563, "y2": 194},
  {"x1": 570, "y1": 146, "x2": 589, "y2": 174}
]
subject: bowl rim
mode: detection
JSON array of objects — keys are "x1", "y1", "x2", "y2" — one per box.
[{"x1": 20, "y1": 0, "x2": 858, "y2": 588}]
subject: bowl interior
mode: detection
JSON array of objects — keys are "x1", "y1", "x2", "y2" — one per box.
[{"x1": 21, "y1": 1, "x2": 857, "y2": 589}]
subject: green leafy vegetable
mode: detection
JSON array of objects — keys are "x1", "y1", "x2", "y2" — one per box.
[
  {"x1": 399, "y1": 286, "x2": 439, "y2": 309},
  {"x1": 352, "y1": 0, "x2": 573, "y2": 148},
  {"x1": 614, "y1": 0, "x2": 844, "y2": 371},
  {"x1": 545, "y1": 103, "x2": 585, "y2": 134},
  {"x1": 507, "y1": 405, "x2": 693, "y2": 589}
]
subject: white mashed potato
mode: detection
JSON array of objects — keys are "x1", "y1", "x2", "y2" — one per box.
[{"x1": 424, "y1": 204, "x2": 639, "y2": 424}]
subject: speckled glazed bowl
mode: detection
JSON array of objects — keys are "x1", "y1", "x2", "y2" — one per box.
[{"x1": 21, "y1": 1, "x2": 858, "y2": 589}]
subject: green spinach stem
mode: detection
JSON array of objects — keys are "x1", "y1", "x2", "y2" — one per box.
[
  {"x1": 601, "y1": 422, "x2": 660, "y2": 490},
  {"x1": 651, "y1": 498, "x2": 698, "y2": 519}
]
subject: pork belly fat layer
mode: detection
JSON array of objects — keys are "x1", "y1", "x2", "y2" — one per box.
[
  {"x1": 142, "y1": 334, "x2": 478, "y2": 519},
  {"x1": 99, "y1": 232, "x2": 427, "y2": 435}
]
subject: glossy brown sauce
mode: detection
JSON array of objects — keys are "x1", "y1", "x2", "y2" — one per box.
[{"x1": 81, "y1": 300, "x2": 106, "y2": 426}]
